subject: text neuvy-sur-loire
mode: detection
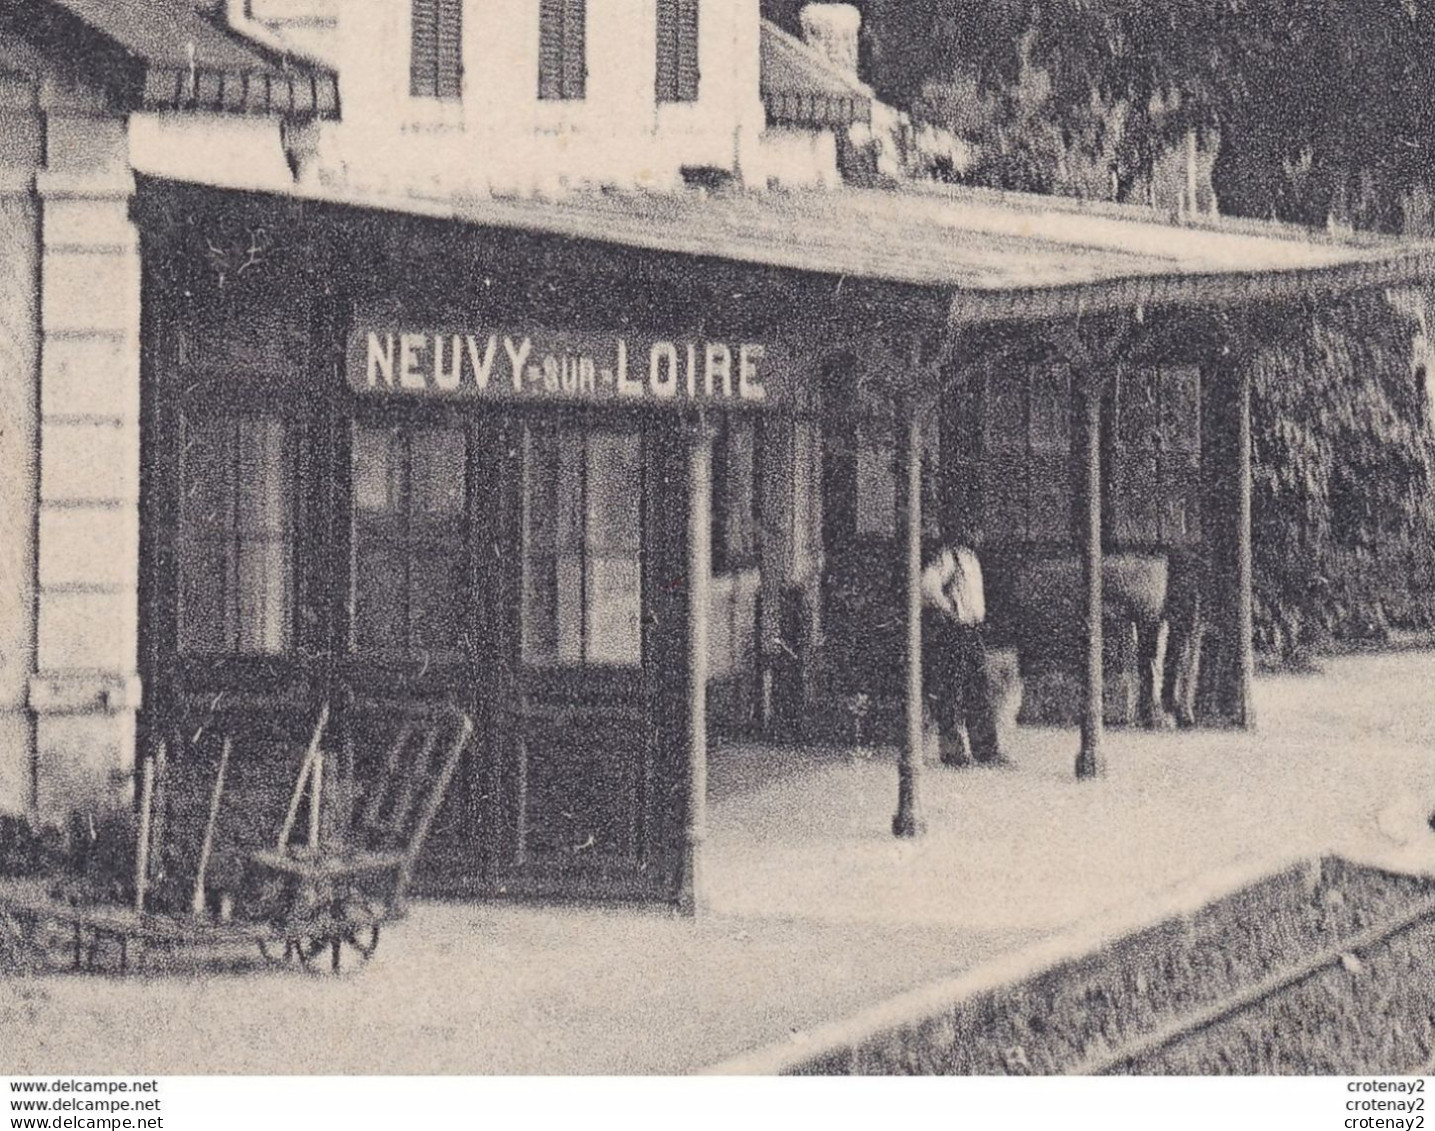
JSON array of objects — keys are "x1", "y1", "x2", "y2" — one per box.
[{"x1": 365, "y1": 332, "x2": 770, "y2": 403}]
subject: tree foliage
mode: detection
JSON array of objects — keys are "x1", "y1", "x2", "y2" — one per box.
[
  {"x1": 1251, "y1": 296, "x2": 1435, "y2": 656},
  {"x1": 872, "y1": 0, "x2": 1435, "y2": 228},
  {"x1": 861, "y1": 0, "x2": 1435, "y2": 652}
]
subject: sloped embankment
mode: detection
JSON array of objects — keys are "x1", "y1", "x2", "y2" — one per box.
[{"x1": 788, "y1": 857, "x2": 1435, "y2": 1075}]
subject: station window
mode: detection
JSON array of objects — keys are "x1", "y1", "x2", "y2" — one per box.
[
  {"x1": 177, "y1": 415, "x2": 295, "y2": 656},
  {"x1": 539, "y1": 0, "x2": 587, "y2": 101},
  {"x1": 1111, "y1": 365, "x2": 1202, "y2": 546},
  {"x1": 351, "y1": 423, "x2": 470, "y2": 657},
  {"x1": 410, "y1": 0, "x2": 463, "y2": 100},
  {"x1": 854, "y1": 420, "x2": 896, "y2": 538},
  {"x1": 522, "y1": 426, "x2": 642, "y2": 667},
  {"x1": 712, "y1": 416, "x2": 759, "y2": 573},
  {"x1": 982, "y1": 364, "x2": 1073, "y2": 544},
  {"x1": 656, "y1": 0, "x2": 700, "y2": 103}
]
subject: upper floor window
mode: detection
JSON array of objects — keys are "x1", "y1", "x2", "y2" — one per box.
[
  {"x1": 539, "y1": 0, "x2": 587, "y2": 101},
  {"x1": 178, "y1": 414, "x2": 295, "y2": 657},
  {"x1": 655, "y1": 0, "x2": 700, "y2": 103},
  {"x1": 411, "y1": 0, "x2": 463, "y2": 100}
]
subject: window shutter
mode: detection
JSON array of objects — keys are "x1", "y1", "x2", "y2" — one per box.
[
  {"x1": 411, "y1": 0, "x2": 462, "y2": 100},
  {"x1": 561, "y1": 0, "x2": 587, "y2": 101},
  {"x1": 656, "y1": 0, "x2": 699, "y2": 103},
  {"x1": 675, "y1": 0, "x2": 699, "y2": 102},
  {"x1": 538, "y1": 0, "x2": 564, "y2": 99},
  {"x1": 435, "y1": 0, "x2": 463, "y2": 100},
  {"x1": 410, "y1": 0, "x2": 438, "y2": 98},
  {"x1": 540, "y1": 0, "x2": 586, "y2": 100}
]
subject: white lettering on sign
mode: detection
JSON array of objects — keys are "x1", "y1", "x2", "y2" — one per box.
[
  {"x1": 739, "y1": 344, "x2": 767, "y2": 402},
  {"x1": 434, "y1": 335, "x2": 462, "y2": 390},
  {"x1": 400, "y1": 334, "x2": 427, "y2": 390},
  {"x1": 353, "y1": 329, "x2": 783, "y2": 407},
  {"x1": 617, "y1": 339, "x2": 642, "y2": 398},
  {"x1": 368, "y1": 333, "x2": 396, "y2": 387},
  {"x1": 649, "y1": 342, "x2": 679, "y2": 400},
  {"x1": 504, "y1": 337, "x2": 532, "y2": 392},
  {"x1": 466, "y1": 335, "x2": 499, "y2": 391}
]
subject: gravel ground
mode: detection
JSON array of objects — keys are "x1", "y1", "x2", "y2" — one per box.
[
  {"x1": 1119, "y1": 908, "x2": 1435, "y2": 1074},
  {"x1": 803, "y1": 857, "x2": 1435, "y2": 1075}
]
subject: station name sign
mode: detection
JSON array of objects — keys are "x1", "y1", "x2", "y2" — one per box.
[{"x1": 347, "y1": 327, "x2": 789, "y2": 408}]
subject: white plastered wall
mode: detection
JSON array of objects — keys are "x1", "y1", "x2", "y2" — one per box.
[
  {"x1": 295, "y1": 0, "x2": 769, "y2": 196},
  {"x1": 0, "y1": 33, "x2": 144, "y2": 823}
]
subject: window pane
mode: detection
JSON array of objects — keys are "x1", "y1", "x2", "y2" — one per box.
[
  {"x1": 1161, "y1": 452, "x2": 1202, "y2": 543},
  {"x1": 855, "y1": 427, "x2": 895, "y2": 537},
  {"x1": 1114, "y1": 451, "x2": 1162, "y2": 544},
  {"x1": 523, "y1": 553, "x2": 560, "y2": 666},
  {"x1": 236, "y1": 418, "x2": 291, "y2": 534},
  {"x1": 1119, "y1": 369, "x2": 1160, "y2": 447},
  {"x1": 985, "y1": 372, "x2": 1027, "y2": 453},
  {"x1": 523, "y1": 426, "x2": 645, "y2": 668},
  {"x1": 181, "y1": 417, "x2": 231, "y2": 533},
  {"x1": 236, "y1": 539, "x2": 292, "y2": 655},
  {"x1": 179, "y1": 414, "x2": 295, "y2": 658},
  {"x1": 558, "y1": 434, "x2": 585, "y2": 551},
  {"x1": 1027, "y1": 452, "x2": 1070, "y2": 541},
  {"x1": 723, "y1": 420, "x2": 758, "y2": 565},
  {"x1": 984, "y1": 456, "x2": 1028, "y2": 541},
  {"x1": 587, "y1": 431, "x2": 641, "y2": 554},
  {"x1": 1030, "y1": 366, "x2": 1071, "y2": 451},
  {"x1": 353, "y1": 426, "x2": 402, "y2": 515},
  {"x1": 556, "y1": 553, "x2": 585, "y2": 664},
  {"x1": 587, "y1": 557, "x2": 641, "y2": 665},
  {"x1": 1162, "y1": 365, "x2": 1202, "y2": 452},
  {"x1": 526, "y1": 431, "x2": 560, "y2": 556},
  {"x1": 656, "y1": 0, "x2": 700, "y2": 103},
  {"x1": 412, "y1": 428, "x2": 467, "y2": 522},
  {"x1": 179, "y1": 539, "x2": 230, "y2": 654}
]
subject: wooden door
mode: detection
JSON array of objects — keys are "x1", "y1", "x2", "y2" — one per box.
[
  {"x1": 483, "y1": 413, "x2": 690, "y2": 903},
  {"x1": 329, "y1": 405, "x2": 493, "y2": 875}
]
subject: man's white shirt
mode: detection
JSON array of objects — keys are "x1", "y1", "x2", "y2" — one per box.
[{"x1": 920, "y1": 546, "x2": 985, "y2": 626}]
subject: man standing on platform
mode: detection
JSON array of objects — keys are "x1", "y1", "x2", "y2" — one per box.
[{"x1": 920, "y1": 525, "x2": 1008, "y2": 768}]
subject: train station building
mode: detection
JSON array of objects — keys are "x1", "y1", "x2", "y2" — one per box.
[{"x1": 2, "y1": 0, "x2": 1434, "y2": 910}]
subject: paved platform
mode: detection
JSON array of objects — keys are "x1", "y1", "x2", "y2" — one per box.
[{"x1": 6, "y1": 652, "x2": 1435, "y2": 1075}]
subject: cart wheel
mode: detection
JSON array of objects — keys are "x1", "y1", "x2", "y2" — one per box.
[
  {"x1": 344, "y1": 922, "x2": 381, "y2": 962},
  {"x1": 339, "y1": 898, "x2": 383, "y2": 963},
  {"x1": 291, "y1": 925, "x2": 380, "y2": 975},
  {"x1": 257, "y1": 935, "x2": 327, "y2": 968},
  {"x1": 0, "y1": 909, "x2": 34, "y2": 973},
  {"x1": 5, "y1": 911, "x2": 77, "y2": 972}
]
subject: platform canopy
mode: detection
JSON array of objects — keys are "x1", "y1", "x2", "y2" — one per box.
[
  {"x1": 131, "y1": 155, "x2": 1435, "y2": 327},
  {"x1": 2, "y1": 0, "x2": 339, "y2": 118}
]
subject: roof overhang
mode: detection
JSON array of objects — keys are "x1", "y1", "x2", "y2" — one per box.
[
  {"x1": 127, "y1": 168, "x2": 1435, "y2": 330},
  {"x1": 1, "y1": 0, "x2": 339, "y2": 119},
  {"x1": 760, "y1": 19, "x2": 872, "y2": 129}
]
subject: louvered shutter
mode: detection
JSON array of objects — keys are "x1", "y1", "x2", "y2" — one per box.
[
  {"x1": 538, "y1": 0, "x2": 564, "y2": 99},
  {"x1": 675, "y1": 0, "x2": 699, "y2": 101},
  {"x1": 656, "y1": 0, "x2": 700, "y2": 103},
  {"x1": 411, "y1": 0, "x2": 462, "y2": 99},
  {"x1": 435, "y1": 0, "x2": 463, "y2": 99},
  {"x1": 411, "y1": 0, "x2": 438, "y2": 97},
  {"x1": 540, "y1": 0, "x2": 586, "y2": 100},
  {"x1": 561, "y1": 0, "x2": 587, "y2": 101}
]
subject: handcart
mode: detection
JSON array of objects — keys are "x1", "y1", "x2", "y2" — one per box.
[{"x1": 0, "y1": 702, "x2": 473, "y2": 976}]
